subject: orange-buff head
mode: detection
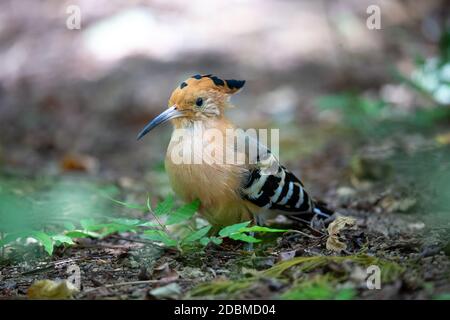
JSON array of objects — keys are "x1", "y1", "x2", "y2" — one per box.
[{"x1": 137, "y1": 74, "x2": 245, "y2": 139}]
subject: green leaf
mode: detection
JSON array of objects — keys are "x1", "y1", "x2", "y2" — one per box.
[
  {"x1": 98, "y1": 223, "x2": 137, "y2": 236},
  {"x1": 229, "y1": 233, "x2": 261, "y2": 243},
  {"x1": 210, "y1": 236, "x2": 223, "y2": 245},
  {"x1": 198, "y1": 236, "x2": 223, "y2": 246},
  {"x1": 152, "y1": 195, "x2": 174, "y2": 216},
  {"x1": 166, "y1": 199, "x2": 200, "y2": 225},
  {"x1": 219, "y1": 221, "x2": 251, "y2": 237},
  {"x1": 143, "y1": 230, "x2": 177, "y2": 247},
  {"x1": 52, "y1": 235, "x2": 75, "y2": 245},
  {"x1": 66, "y1": 230, "x2": 100, "y2": 239},
  {"x1": 81, "y1": 222, "x2": 110, "y2": 232},
  {"x1": 199, "y1": 237, "x2": 210, "y2": 246},
  {"x1": 110, "y1": 218, "x2": 157, "y2": 228},
  {"x1": 137, "y1": 221, "x2": 159, "y2": 227},
  {"x1": 242, "y1": 226, "x2": 287, "y2": 233},
  {"x1": 182, "y1": 226, "x2": 212, "y2": 244},
  {"x1": 108, "y1": 197, "x2": 146, "y2": 210},
  {"x1": 110, "y1": 218, "x2": 143, "y2": 226},
  {"x1": 30, "y1": 231, "x2": 54, "y2": 255},
  {"x1": 80, "y1": 218, "x2": 96, "y2": 230},
  {"x1": 78, "y1": 218, "x2": 149, "y2": 236}
]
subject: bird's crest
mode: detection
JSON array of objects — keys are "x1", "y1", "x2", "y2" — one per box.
[{"x1": 178, "y1": 74, "x2": 245, "y2": 95}]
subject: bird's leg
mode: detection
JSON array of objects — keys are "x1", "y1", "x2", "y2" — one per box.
[
  {"x1": 244, "y1": 214, "x2": 265, "y2": 251},
  {"x1": 244, "y1": 230, "x2": 255, "y2": 251},
  {"x1": 244, "y1": 237, "x2": 255, "y2": 252},
  {"x1": 254, "y1": 214, "x2": 265, "y2": 227}
]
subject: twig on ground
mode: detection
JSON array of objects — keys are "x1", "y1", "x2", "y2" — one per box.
[
  {"x1": 109, "y1": 235, "x2": 157, "y2": 245},
  {"x1": 284, "y1": 229, "x2": 322, "y2": 239},
  {"x1": 83, "y1": 280, "x2": 162, "y2": 294},
  {"x1": 21, "y1": 258, "x2": 81, "y2": 275},
  {"x1": 146, "y1": 196, "x2": 169, "y2": 233}
]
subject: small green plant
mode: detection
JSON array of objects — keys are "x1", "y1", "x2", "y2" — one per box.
[
  {"x1": 0, "y1": 191, "x2": 287, "y2": 257},
  {"x1": 315, "y1": 92, "x2": 387, "y2": 133},
  {"x1": 71, "y1": 196, "x2": 287, "y2": 252},
  {"x1": 405, "y1": 29, "x2": 450, "y2": 106},
  {"x1": 0, "y1": 176, "x2": 120, "y2": 257},
  {"x1": 0, "y1": 230, "x2": 75, "y2": 256},
  {"x1": 139, "y1": 197, "x2": 287, "y2": 250},
  {"x1": 315, "y1": 29, "x2": 450, "y2": 140}
]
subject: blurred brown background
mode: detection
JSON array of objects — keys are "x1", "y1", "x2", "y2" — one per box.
[{"x1": 0, "y1": 0, "x2": 448, "y2": 182}]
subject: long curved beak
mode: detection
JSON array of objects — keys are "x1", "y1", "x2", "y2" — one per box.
[{"x1": 137, "y1": 106, "x2": 184, "y2": 140}]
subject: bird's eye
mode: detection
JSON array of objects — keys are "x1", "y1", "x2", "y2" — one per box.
[{"x1": 195, "y1": 97, "x2": 203, "y2": 107}]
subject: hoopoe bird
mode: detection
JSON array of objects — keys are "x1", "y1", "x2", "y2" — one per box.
[{"x1": 137, "y1": 74, "x2": 333, "y2": 231}]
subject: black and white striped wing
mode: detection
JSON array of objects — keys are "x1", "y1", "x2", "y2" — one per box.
[{"x1": 239, "y1": 142, "x2": 314, "y2": 214}]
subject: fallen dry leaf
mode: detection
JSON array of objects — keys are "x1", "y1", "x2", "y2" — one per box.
[
  {"x1": 327, "y1": 236, "x2": 347, "y2": 252},
  {"x1": 326, "y1": 216, "x2": 356, "y2": 252},
  {"x1": 60, "y1": 154, "x2": 98, "y2": 173},
  {"x1": 379, "y1": 195, "x2": 417, "y2": 213},
  {"x1": 27, "y1": 280, "x2": 79, "y2": 299},
  {"x1": 151, "y1": 262, "x2": 179, "y2": 283}
]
